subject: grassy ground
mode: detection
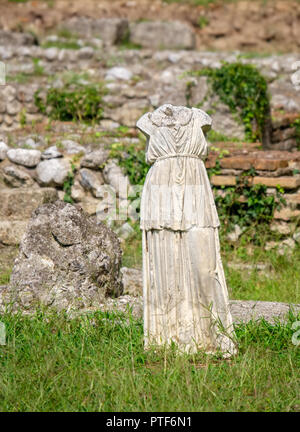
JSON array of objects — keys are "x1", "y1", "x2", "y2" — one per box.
[
  {"x1": 0, "y1": 230, "x2": 299, "y2": 412},
  {"x1": 0, "y1": 309, "x2": 299, "y2": 412}
]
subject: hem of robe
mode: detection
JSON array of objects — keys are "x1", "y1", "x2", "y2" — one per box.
[{"x1": 142, "y1": 227, "x2": 238, "y2": 357}]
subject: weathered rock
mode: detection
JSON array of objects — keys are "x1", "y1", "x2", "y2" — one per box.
[
  {"x1": 80, "y1": 149, "x2": 109, "y2": 169},
  {"x1": 229, "y1": 300, "x2": 300, "y2": 324},
  {"x1": 0, "y1": 141, "x2": 8, "y2": 160},
  {"x1": 36, "y1": 158, "x2": 70, "y2": 187},
  {"x1": 270, "y1": 221, "x2": 292, "y2": 235},
  {"x1": 0, "y1": 187, "x2": 58, "y2": 220},
  {"x1": 105, "y1": 67, "x2": 133, "y2": 81},
  {"x1": 79, "y1": 168, "x2": 104, "y2": 197},
  {"x1": 105, "y1": 100, "x2": 149, "y2": 127},
  {"x1": 61, "y1": 17, "x2": 129, "y2": 45},
  {"x1": 0, "y1": 30, "x2": 36, "y2": 46},
  {"x1": 78, "y1": 196, "x2": 101, "y2": 216},
  {"x1": 77, "y1": 46, "x2": 95, "y2": 60},
  {"x1": 129, "y1": 21, "x2": 195, "y2": 50},
  {"x1": 44, "y1": 47, "x2": 58, "y2": 61},
  {"x1": 0, "y1": 220, "x2": 28, "y2": 246},
  {"x1": 42, "y1": 146, "x2": 63, "y2": 160},
  {"x1": 5, "y1": 201, "x2": 123, "y2": 312},
  {"x1": 121, "y1": 267, "x2": 143, "y2": 297},
  {"x1": 103, "y1": 160, "x2": 132, "y2": 199},
  {"x1": 2, "y1": 165, "x2": 34, "y2": 188},
  {"x1": 0, "y1": 187, "x2": 58, "y2": 245},
  {"x1": 6, "y1": 100, "x2": 21, "y2": 115},
  {"x1": 61, "y1": 140, "x2": 85, "y2": 155},
  {"x1": 71, "y1": 179, "x2": 86, "y2": 202},
  {"x1": 7, "y1": 149, "x2": 41, "y2": 168}
]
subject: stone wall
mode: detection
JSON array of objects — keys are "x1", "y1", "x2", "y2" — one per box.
[
  {"x1": 1, "y1": 131, "x2": 300, "y2": 246},
  {"x1": 0, "y1": 31, "x2": 299, "y2": 149}
]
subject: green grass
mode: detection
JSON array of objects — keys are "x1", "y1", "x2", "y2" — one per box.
[
  {"x1": 0, "y1": 309, "x2": 299, "y2": 411},
  {"x1": 0, "y1": 230, "x2": 299, "y2": 411},
  {"x1": 225, "y1": 247, "x2": 300, "y2": 304},
  {"x1": 41, "y1": 40, "x2": 81, "y2": 50}
]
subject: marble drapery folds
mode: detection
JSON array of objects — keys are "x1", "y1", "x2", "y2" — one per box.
[{"x1": 137, "y1": 104, "x2": 237, "y2": 356}]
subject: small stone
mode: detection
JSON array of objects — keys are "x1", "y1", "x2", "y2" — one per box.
[
  {"x1": 4, "y1": 115, "x2": 13, "y2": 126},
  {"x1": 36, "y1": 159, "x2": 70, "y2": 186},
  {"x1": 42, "y1": 146, "x2": 63, "y2": 160},
  {"x1": 293, "y1": 230, "x2": 300, "y2": 244},
  {"x1": 270, "y1": 221, "x2": 291, "y2": 235},
  {"x1": 44, "y1": 47, "x2": 58, "y2": 61},
  {"x1": 265, "y1": 241, "x2": 278, "y2": 251},
  {"x1": 121, "y1": 267, "x2": 143, "y2": 297},
  {"x1": 278, "y1": 238, "x2": 296, "y2": 255},
  {"x1": 3, "y1": 165, "x2": 34, "y2": 188},
  {"x1": 103, "y1": 160, "x2": 132, "y2": 199},
  {"x1": 105, "y1": 67, "x2": 133, "y2": 81},
  {"x1": 80, "y1": 149, "x2": 109, "y2": 169},
  {"x1": 61, "y1": 140, "x2": 85, "y2": 155},
  {"x1": 0, "y1": 141, "x2": 8, "y2": 160},
  {"x1": 6, "y1": 100, "x2": 21, "y2": 116},
  {"x1": 7, "y1": 148, "x2": 41, "y2": 168},
  {"x1": 79, "y1": 168, "x2": 104, "y2": 197},
  {"x1": 71, "y1": 180, "x2": 86, "y2": 202},
  {"x1": 77, "y1": 46, "x2": 94, "y2": 60},
  {"x1": 227, "y1": 225, "x2": 242, "y2": 242},
  {"x1": 2, "y1": 85, "x2": 16, "y2": 102}
]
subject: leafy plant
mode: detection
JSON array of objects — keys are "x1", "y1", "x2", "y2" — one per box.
[
  {"x1": 34, "y1": 83, "x2": 106, "y2": 123},
  {"x1": 32, "y1": 58, "x2": 45, "y2": 76},
  {"x1": 191, "y1": 63, "x2": 271, "y2": 143},
  {"x1": 109, "y1": 141, "x2": 150, "y2": 186},
  {"x1": 63, "y1": 163, "x2": 76, "y2": 204},
  {"x1": 213, "y1": 172, "x2": 286, "y2": 232},
  {"x1": 292, "y1": 117, "x2": 300, "y2": 148}
]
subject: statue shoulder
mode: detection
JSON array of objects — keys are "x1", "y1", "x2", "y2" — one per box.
[{"x1": 192, "y1": 107, "x2": 212, "y2": 132}]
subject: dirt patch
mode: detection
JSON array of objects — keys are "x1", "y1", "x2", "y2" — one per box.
[{"x1": 0, "y1": 0, "x2": 299, "y2": 52}]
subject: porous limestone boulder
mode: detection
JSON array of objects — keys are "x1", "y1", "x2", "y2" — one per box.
[{"x1": 5, "y1": 201, "x2": 123, "y2": 312}]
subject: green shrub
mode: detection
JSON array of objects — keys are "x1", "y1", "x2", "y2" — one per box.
[
  {"x1": 109, "y1": 141, "x2": 150, "y2": 186},
  {"x1": 191, "y1": 62, "x2": 271, "y2": 143},
  {"x1": 34, "y1": 83, "x2": 106, "y2": 123},
  {"x1": 212, "y1": 172, "x2": 286, "y2": 232}
]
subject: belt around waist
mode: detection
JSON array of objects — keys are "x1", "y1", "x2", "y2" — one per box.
[{"x1": 155, "y1": 154, "x2": 202, "y2": 162}]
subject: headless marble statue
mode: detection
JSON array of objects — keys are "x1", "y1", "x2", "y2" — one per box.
[{"x1": 137, "y1": 104, "x2": 237, "y2": 356}]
